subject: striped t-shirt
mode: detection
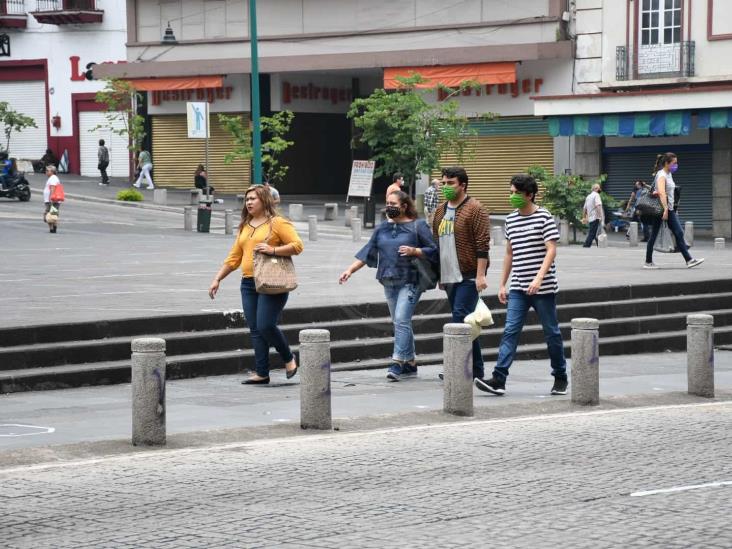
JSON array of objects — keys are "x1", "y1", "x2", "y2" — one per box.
[{"x1": 504, "y1": 207, "x2": 559, "y2": 294}]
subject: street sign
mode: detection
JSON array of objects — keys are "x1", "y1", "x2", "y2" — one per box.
[
  {"x1": 346, "y1": 160, "x2": 375, "y2": 198},
  {"x1": 186, "y1": 102, "x2": 210, "y2": 139}
]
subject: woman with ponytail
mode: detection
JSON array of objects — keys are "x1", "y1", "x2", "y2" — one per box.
[{"x1": 644, "y1": 152, "x2": 704, "y2": 269}]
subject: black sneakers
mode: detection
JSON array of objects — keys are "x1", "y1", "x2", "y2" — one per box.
[
  {"x1": 474, "y1": 377, "x2": 506, "y2": 395},
  {"x1": 551, "y1": 376, "x2": 568, "y2": 395}
]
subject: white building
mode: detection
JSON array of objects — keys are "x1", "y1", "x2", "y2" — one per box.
[
  {"x1": 0, "y1": 0, "x2": 128, "y2": 176},
  {"x1": 96, "y1": 0, "x2": 574, "y2": 211},
  {"x1": 535, "y1": 0, "x2": 732, "y2": 236}
]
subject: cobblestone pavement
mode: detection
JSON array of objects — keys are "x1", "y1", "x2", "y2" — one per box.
[{"x1": 2, "y1": 402, "x2": 731, "y2": 548}]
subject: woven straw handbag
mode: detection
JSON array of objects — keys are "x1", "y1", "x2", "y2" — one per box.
[{"x1": 253, "y1": 220, "x2": 298, "y2": 295}]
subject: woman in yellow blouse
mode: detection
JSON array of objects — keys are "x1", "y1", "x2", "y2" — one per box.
[{"x1": 209, "y1": 185, "x2": 304, "y2": 384}]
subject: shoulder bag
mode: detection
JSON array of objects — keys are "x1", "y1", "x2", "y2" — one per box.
[
  {"x1": 50, "y1": 182, "x2": 65, "y2": 203},
  {"x1": 635, "y1": 181, "x2": 663, "y2": 218},
  {"x1": 253, "y1": 219, "x2": 298, "y2": 295},
  {"x1": 409, "y1": 221, "x2": 439, "y2": 292}
]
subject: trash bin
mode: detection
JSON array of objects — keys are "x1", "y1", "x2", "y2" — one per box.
[
  {"x1": 197, "y1": 195, "x2": 213, "y2": 233},
  {"x1": 364, "y1": 196, "x2": 376, "y2": 228}
]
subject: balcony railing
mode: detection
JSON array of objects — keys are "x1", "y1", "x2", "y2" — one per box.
[
  {"x1": 34, "y1": 0, "x2": 97, "y2": 11},
  {"x1": 616, "y1": 41, "x2": 695, "y2": 81},
  {"x1": 0, "y1": 0, "x2": 26, "y2": 16}
]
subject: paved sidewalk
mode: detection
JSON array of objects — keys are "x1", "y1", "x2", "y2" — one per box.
[{"x1": 1, "y1": 351, "x2": 730, "y2": 456}]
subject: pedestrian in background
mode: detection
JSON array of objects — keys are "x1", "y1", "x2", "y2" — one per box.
[
  {"x1": 386, "y1": 172, "x2": 404, "y2": 200},
  {"x1": 476, "y1": 173, "x2": 568, "y2": 396},
  {"x1": 433, "y1": 166, "x2": 491, "y2": 381},
  {"x1": 339, "y1": 190, "x2": 437, "y2": 381},
  {"x1": 194, "y1": 164, "x2": 214, "y2": 193},
  {"x1": 625, "y1": 180, "x2": 650, "y2": 241},
  {"x1": 423, "y1": 178, "x2": 440, "y2": 227},
  {"x1": 133, "y1": 149, "x2": 154, "y2": 190},
  {"x1": 43, "y1": 165, "x2": 62, "y2": 234},
  {"x1": 208, "y1": 185, "x2": 303, "y2": 385},
  {"x1": 644, "y1": 152, "x2": 704, "y2": 270},
  {"x1": 264, "y1": 181, "x2": 280, "y2": 206},
  {"x1": 97, "y1": 139, "x2": 109, "y2": 186},
  {"x1": 581, "y1": 183, "x2": 604, "y2": 247}
]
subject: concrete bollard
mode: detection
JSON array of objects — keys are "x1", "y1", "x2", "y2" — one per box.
[
  {"x1": 153, "y1": 189, "x2": 167, "y2": 205},
  {"x1": 324, "y1": 203, "x2": 338, "y2": 220},
  {"x1": 183, "y1": 206, "x2": 193, "y2": 231},
  {"x1": 443, "y1": 323, "x2": 474, "y2": 416},
  {"x1": 289, "y1": 203, "x2": 304, "y2": 221},
  {"x1": 351, "y1": 218, "x2": 362, "y2": 241},
  {"x1": 628, "y1": 222, "x2": 639, "y2": 247},
  {"x1": 687, "y1": 314, "x2": 714, "y2": 398},
  {"x1": 714, "y1": 238, "x2": 725, "y2": 249},
  {"x1": 345, "y1": 205, "x2": 359, "y2": 227},
  {"x1": 570, "y1": 318, "x2": 599, "y2": 406},
  {"x1": 224, "y1": 209, "x2": 233, "y2": 235},
  {"x1": 559, "y1": 220, "x2": 569, "y2": 245},
  {"x1": 491, "y1": 226, "x2": 504, "y2": 247},
  {"x1": 597, "y1": 233, "x2": 608, "y2": 248},
  {"x1": 308, "y1": 215, "x2": 318, "y2": 241},
  {"x1": 131, "y1": 338, "x2": 167, "y2": 446},
  {"x1": 299, "y1": 329, "x2": 332, "y2": 430},
  {"x1": 684, "y1": 221, "x2": 694, "y2": 247}
]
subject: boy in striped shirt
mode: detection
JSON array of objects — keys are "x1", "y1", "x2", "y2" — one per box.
[{"x1": 475, "y1": 173, "x2": 568, "y2": 396}]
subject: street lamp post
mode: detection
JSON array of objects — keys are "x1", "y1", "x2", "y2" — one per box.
[{"x1": 249, "y1": 0, "x2": 262, "y2": 185}]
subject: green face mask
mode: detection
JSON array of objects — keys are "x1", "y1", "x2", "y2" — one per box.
[
  {"x1": 509, "y1": 193, "x2": 528, "y2": 209},
  {"x1": 442, "y1": 186, "x2": 458, "y2": 201}
]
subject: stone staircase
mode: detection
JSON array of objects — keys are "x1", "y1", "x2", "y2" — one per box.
[{"x1": 2, "y1": 279, "x2": 732, "y2": 393}]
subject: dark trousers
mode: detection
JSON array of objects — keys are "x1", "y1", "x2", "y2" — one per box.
[
  {"x1": 583, "y1": 220, "x2": 600, "y2": 247},
  {"x1": 240, "y1": 277, "x2": 293, "y2": 377},
  {"x1": 645, "y1": 210, "x2": 692, "y2": 263},
  {"x1": 99, "y1": 161, "x2": 109, "y2": 184},
  {"x1": 445, "y1": 279, "x2": 484, "y2": 379}
]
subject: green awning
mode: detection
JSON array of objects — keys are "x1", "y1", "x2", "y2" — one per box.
[{"x1": 548, "y1": 111, "x2": 691, "y2": 137}]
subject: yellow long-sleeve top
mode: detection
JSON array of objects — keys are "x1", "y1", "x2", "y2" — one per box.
[{"x1": 224, "y1": 216, "x2": 304, "y2": 277}]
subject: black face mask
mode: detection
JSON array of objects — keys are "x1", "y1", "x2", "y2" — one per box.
[{"x1": 385, "y1": 206, "x2": 402, "y2": 218}]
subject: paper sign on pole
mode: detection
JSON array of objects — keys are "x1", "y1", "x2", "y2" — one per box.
[
  {"x1": 187, "y1": 102, "x2": 210, "y2": 139},
  {"x1": 346, "y1": 160, "x2": 375, "y2": 198}
]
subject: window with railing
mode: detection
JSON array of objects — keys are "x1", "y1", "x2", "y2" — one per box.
[
  {"x1": 639, "y1": 0, "x2": 681, "y2": 75},
  {"x1": 616, "y1": 41, "x2": 694, "y2": 80},
  {"x1": 0, "y1": 0, "x2": 26, "y2": 16},
  {"x1": 34, "y1": 0, "x2": 97, "y2": 10}
]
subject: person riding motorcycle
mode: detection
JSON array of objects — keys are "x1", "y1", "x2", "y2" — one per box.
[{"x1": 0, "y1": 150, "x2": 14, "y2": 190}]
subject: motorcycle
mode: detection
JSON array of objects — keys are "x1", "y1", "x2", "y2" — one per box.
[{"x1": 0, "y1": 171, "x2": 31, "y2": 201}]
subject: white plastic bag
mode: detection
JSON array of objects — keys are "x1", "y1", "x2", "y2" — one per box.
[
  {"x1": 464, "y1": 298, "x2": 494, "y2": 340},
  {"x1": 653, "y1": 221, "x2": 677, "y2": 253}
]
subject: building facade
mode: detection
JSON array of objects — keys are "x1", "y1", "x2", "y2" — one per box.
[
  {"x1": 96, "y1": 0, "x2": 574, "y2": 210},
  {"x1": 0, "y1": 0, "x2": 128, "y2": 176},
  {"x1": 535, "y1": 0, "x2": 732, "y2": 236}
]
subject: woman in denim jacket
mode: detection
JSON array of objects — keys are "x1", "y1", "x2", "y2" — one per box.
[{"x1": 339, "y1": 191, "x2": 437, "y2": 381}]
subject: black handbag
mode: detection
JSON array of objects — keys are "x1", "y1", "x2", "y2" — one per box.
[
  {"x1": 635, "y1": 186, "x2": 663, "y2": 218},
  {"x1": 409, "y1": 221, "x2": 439, "y2": 292}
]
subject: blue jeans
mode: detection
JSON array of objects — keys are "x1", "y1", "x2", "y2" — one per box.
[
  {"x1": 445, "y1": 279, "x2": 484, "y2": 379},
  {"x1": 240, "y1": 277, "x2": 293, "y2": 377},
  {"x1": 583, "y1": 220, "x2": 600, "y2": 247},
  {"x1": 646, "y1": 209, "x2": 692, "y2": 263},
  {"x1": 493, "y1": 290, "x2": 566, "y2": 382},
  {"x1": 383, "y1": 283, "x2": 422, "y2": 362}
]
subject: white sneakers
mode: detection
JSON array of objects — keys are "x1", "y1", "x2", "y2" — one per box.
[{"x1": 686, "y1": 258, "x2": 705, "y2": 268}]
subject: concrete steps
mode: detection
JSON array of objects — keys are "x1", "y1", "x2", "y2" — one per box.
[{"x1": 1, "y1": 279, "x2": 731, "y2": 393}]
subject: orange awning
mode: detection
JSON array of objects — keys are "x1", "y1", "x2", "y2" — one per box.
[
  {"x1": 126, "y1": 76, "x2": 224, "y2": 91},
  {"x1": 384, "y1": 62, "x2": 516, "y2": 89}
]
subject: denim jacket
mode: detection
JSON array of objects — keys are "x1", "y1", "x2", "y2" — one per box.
[{"x1": 356, "y1": 220, "x2": 437, "y2": 286}]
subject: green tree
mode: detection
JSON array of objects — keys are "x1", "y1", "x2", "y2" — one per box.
[
  {"x1": 93, "y1": 79, "x2": 147, "y2": 155},
  {"x1": 218, "y1": 110, "x2": 295, "y2": 185},
  {"x1": 0, "y1": 101, "x2": 37, "y2": 154},
  {"x1": 528, "y1": 165, "x2": 618, "y2": 242},
  {"x1": 347, "y1": 74, "x2": 492, "y2": 190}
]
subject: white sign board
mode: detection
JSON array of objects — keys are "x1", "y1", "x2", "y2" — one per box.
[
  {"x1": 187, "y1": 102, "x2": 210, "y2": 139},
  {"x1": 347, "y1": 160, "x2": 375, "y2": 198}
]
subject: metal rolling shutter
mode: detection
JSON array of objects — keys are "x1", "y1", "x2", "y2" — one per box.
[
  {"x1": 151, "y1": 114, "x2": 251, "y2": 194},
  {"x1": 437, "y1": 134, "x2": 555, "y2": 214},
  {"x1": 603, "y1": 149, "x2": 712, "y2": 228},
  {"x1": 0, "y1": 81, "x2": 47, "y2": 160},
  {"x1": 79, "y1": 111, "x2": 130, "y2": 178}
]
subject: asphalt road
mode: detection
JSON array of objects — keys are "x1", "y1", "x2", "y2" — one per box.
[
  {"x1": 1, "y1": 401, "x2": 730, "y2": 548},
  {"x1": 2, "y1": 195, "x2": 732, "y2": 328}
]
